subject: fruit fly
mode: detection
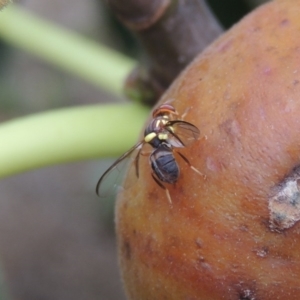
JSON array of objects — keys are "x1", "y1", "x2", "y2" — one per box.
[{"x1": 96, "y1": 103, "x2": 201, "y2": 203}]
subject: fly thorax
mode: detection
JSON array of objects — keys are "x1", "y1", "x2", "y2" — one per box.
[
  {"x1": 144, "y1": 132, "x2": 160, "y2": 148},
  {"x1": 144, "y1": 116, "x2": 171, "y2": 147}
]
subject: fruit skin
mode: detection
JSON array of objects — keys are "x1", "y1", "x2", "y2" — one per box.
[{"x1": 116, "y1": 1, "x2": 300, "y2": 299}]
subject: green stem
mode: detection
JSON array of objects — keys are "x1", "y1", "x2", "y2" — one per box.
[
  {"x1": 0, "y1": 4, "x2": 136, "y2": 96},
  {"x1": 0, "y1": 104, "x2": 149, "y2": 179}
]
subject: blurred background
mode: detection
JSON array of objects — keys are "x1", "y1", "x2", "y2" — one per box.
[{"x1": 0, "y1": 0, "x2": 269, "y2": 299}]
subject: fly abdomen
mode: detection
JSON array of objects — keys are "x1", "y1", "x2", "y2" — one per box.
[{"x1": 150, "y1": 144, "x2": 179, "y2": 184}]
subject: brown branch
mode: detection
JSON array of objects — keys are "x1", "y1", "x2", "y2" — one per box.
[{"x1": 106, "y1": 0, "x2": 223, "y2": 105}]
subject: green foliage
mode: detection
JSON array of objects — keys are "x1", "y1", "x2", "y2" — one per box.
[{"x1": 0, "y1": 5, "x2": 148, "y2": 179}]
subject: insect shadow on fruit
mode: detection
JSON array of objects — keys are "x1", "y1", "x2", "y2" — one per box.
[{"x1": 96, "y1": 103, "x2": 203, "y2": 203}]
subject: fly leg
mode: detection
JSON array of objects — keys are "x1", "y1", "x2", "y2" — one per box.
[
  {"x1": 180, "y1": 107, "x2": 190, "y2": 120},
  {"x1": 140, "y1": 151, "x2": 152, "y2": 156},
  {"x1": 177, "y1": 152, "x2": 205, "y2": 177},
  {"x1": 151, "y1": 173, "x2": 172, "y2": 204},
  {"x1": 134, "y1": 147, "x2": 142, "y2": 178},
  {"x1": 134, "y1": 146, "x2": 152, "y2": 177}
]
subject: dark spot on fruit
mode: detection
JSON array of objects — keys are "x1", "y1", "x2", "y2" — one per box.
[
  {"x1": 238, "y1": 288, "x2": 256, "y2": 300},
  {"x1": 280, "y1": 19, "x2": 289, "y2": 26},
  {"x1": 239, "y1": 291, "x2": 255, "y2": 300},
  {"x1": 123, "y1": 239, "x2": 131, "y2": 260},
  {"x1": 234, "y1": 281, "x2": 257, "y2": 300}
]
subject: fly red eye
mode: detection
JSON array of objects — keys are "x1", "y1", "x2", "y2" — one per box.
[{"x1": 152, "y1": 104, "x2": 178, "y2": 118}]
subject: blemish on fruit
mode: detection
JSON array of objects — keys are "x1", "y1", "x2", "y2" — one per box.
[
  {"x1": 280, "y1": 19, "x2": 289, "y2": 26},
  {"x1": 123, "y1": 239, "x2": 132, "y2": 260},
  {"x1": 252, "y1": 26, "x2": 261, "y2": 33},
  {"x1": 234, "y1": 282, "x2": 257, "y2": 300},
  {"x1": 221, "y1": 118, "x2": 241, "y2": 143},
  {"x1": 206, "y1": 156, "x2": 222, "y2": 172},
  {"x1": 269, "y1": 166, "x2": 300, "y2": 231},
  {"x1": 238, "y1": 288, "x2": 256, "y2": 300},
  {"x1": 262, "y1": 66, "x2": 272, "y2": 76},
  {"x1": 223, "y1": 88, "x2": 231, "y2": 101},
  {"x1": 195, "y1": 256, "x2": 211, "y2": 272},
  {"x1": 195, "y1": 238, "x2": 203, "y2": 248},
  {"x1": 252, "y1": 246, "x2": 268, "y2": 258},
  {"x1": 293, "y1": 79, "x2": 299, "y2": 85},
  {"x1": 216, "y1": 39, "x2": 233, "y2": 54}
]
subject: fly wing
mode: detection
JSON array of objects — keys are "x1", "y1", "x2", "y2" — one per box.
[
  {"x1": 96, "y1": 141, "x2": 143, "y2": 199},
  {"x1": 166, "y1": 120, "x2": 200, "y2": 147}
]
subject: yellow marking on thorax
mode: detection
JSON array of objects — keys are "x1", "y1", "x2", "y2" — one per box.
[
  {"x1": 158, "y1": 133, "x2": 168, "y2": 140},
  {"x1": 168, "y1": 126, "x2": 174, "y2": 133},
  {"x1": 155, "y1": 117, "x2": 169, "y2": 128},
  {"x1": 144, "y1": 132, "x2": 157, "y2": 143}
]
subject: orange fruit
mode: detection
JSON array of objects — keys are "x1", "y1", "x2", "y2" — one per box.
[{"x1": 116, "y1": 1, "x2": 300, "y2": 299}]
